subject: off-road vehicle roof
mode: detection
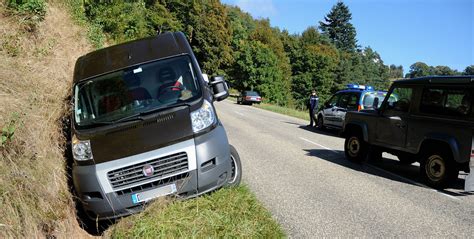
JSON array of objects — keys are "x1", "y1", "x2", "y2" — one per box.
[
  {"x1": 73, "y1": 32, "x2": 193, "y2": 83},
  {"x1": 393, "y1": 75, "x2": 474, "y2": 85}
]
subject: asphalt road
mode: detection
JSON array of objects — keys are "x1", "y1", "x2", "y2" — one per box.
[{"x1": 215, "y1": 99, "x2": 474, "y2": 238}]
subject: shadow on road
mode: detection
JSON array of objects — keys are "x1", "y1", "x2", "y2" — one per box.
[
  {"x1": 295, "y1": 124, "x2": 344, "y2": 138},
  {"x1": 303, "y1": 148, "x2": 469, "y2": 197}
]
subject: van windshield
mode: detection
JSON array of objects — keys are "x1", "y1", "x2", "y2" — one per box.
[{"x1": 74, "y1": 55, "x2": 201, "y2": 127}]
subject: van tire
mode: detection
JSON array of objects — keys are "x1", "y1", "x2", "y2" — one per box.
[
  {"x1": 226, "y1": 145, "x2": 242, "y2": 187},
  {"x1": 344, "y1": 132, "x2": 368, "y2": 163},
  {"x1": 420, "y1": 149, "x2": 457, "y2": 188}
]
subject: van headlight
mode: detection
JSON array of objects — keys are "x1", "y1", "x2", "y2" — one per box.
[
  {"x1": 190, "y1": 100, "x2": 216, "y2": 133},
  {"x1": 72, "y1": 135, "x2": 93, "y2": 161}
]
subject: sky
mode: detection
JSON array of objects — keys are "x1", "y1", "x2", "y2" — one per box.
[{"x1": 221, "y1": 0, "x2": 473, "y2": 74}]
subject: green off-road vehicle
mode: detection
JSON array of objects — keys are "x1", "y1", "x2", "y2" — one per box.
[{"x1": 342, "y1": 76, "x2": 474, "y2": 189}]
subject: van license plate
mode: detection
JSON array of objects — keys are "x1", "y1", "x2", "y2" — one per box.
[{"x1": 131, "y1": 184, "x2": 177, "y2": 204}]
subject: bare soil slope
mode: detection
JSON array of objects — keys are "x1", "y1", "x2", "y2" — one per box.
[{"x1": 0, "y1": 2, "x2": 92, "y2": 238}]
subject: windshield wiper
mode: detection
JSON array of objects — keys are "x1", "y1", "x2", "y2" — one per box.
[
  {"x1": 140, "y1": 102, "x2": 191, "y2": 116},
  {"x1": 114, "y1": 102, "x2": 191, "y2": 124},
  {"x1": 85, "y1": 102, "x2": 191, "y2": 127}
]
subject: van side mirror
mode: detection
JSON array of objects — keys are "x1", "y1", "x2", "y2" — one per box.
[
  {"x1": 372, "y1": 97, "x2": 379, "y2": 110},
  {"x1": 209, "y1": 76, "x2": 229, "y2": 101}
]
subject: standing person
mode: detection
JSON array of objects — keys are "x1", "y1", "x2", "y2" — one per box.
[{"x1": 308, "y1": 90, "x2": 319, "y2": 127}]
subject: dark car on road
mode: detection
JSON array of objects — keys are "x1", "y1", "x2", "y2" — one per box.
[
  {"x1": 237, "y1": 91, "x2": 262, "y2": 105},
  {"x1": 343, "y1": 76, "x2": 474, "y2": 189},
  {"x1": 317, "y1": 84, "x2": 396, "y2": 129}
]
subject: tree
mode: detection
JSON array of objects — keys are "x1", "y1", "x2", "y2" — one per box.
[
  {"x1": 388, "y1": 64, "x2": 404, "y2": 79},
  {"x1": 407, "y1": 62, "x2": 431, "y2": 78},
  {"x1": 163, "y1": 0, "x2": 234, "y2": 75},
  {"x1": 301, "y1": 26, "x2": 330, "y2": 46},
  {"x1": 319, "y1": 1, "x2": 357, "y2": 52},
  {"x1": 432, "y1": 65, "x2": 457, "y2": 76},
  {"x1": 290, "y1": 42, "x2": 338, "y2": 108},
  {"x1": 232, "y1": 40, "x2": 288, "y2": 105},
  {"x1": 464, "y1": 65, "x2": 474, "y2": 75}
]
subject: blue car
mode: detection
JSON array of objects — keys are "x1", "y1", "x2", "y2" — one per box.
[{"x1": 317, "y1": 84, "x2": 396, "y2": 129}]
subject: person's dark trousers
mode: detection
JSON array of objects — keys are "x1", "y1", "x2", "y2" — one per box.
[{"x1": 309, "y1": 108, "x2": 317, "y2": 126}]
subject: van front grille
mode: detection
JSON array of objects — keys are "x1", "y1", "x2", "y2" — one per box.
[{"x1": 107, "y1": 152, "x2": 188, "y2": 190}]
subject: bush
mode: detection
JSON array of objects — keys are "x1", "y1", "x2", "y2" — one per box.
[
  {"x1": 5, "y1": 0, "x2": 47, "y2": 32},
  {"x1": 8, "y1": 0, "x2": 46, "y2": 17}
]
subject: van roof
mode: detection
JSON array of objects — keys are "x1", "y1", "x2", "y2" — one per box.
[
  {"x1": 393, "y1": 75, "x2": 474, "y2": 85},
  {"x1": 73, "y1": 32, "x2": 192, "y2": 83}
]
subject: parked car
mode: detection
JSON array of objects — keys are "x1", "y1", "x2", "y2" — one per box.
[
  {"x1": 237, "y1": 91, "x2": 262, "y2": 105},
  {"x1": 342, "y1": 76, "x2": 474, "y2": 189},
  {"x1": 69, "y1": 32, "x2": 242, "y2": 220},
  {"x1": 317, "y1": 84, "x2": 395, "y2": 129}
]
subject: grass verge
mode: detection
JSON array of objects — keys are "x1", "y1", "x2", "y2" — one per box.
[
  {"x1": 106, "y1": 186, "x2": 285, "y2": 238},
  {"x1": 254, "y1": 103, "x2": 310, "y2": 121}
]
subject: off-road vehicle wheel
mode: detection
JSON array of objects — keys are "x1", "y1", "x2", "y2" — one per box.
[
  {"x1": 420, "y1": 150, "x2": 457, "y2": 188},
  {"x1": 344, "y1": 132, "x2": 368, "y2": 163},
  {"x1": 226, "y1": 145, "x2": 242, "y2": 187}
]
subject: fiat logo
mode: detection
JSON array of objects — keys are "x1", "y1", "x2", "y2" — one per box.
[{"x1": 142, "y1": 164, "x2": 154, "y2": 177}]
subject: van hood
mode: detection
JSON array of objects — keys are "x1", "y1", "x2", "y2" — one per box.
[{"x1": 75, "y1": 105, "x2": 193, "y2": 165}]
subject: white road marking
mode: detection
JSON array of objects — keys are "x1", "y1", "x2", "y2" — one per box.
[
  {"x1": 234, "y1": 111, "x2": 245, "y2": 116},
  {"x1": 299, "y1": 137, "x2": 461, "y2": 201},
  {"x1": 299, "y1": 137, "x2": 340, "y2": 154}
]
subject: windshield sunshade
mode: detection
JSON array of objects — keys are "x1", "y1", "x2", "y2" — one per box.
[{"x1": 74, "y1": 55, "x2": 201, "y2": 127}]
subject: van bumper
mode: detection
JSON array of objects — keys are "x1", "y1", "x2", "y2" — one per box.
[{"x1": 72, "y1": 124, "x2": 231, "y2": 220}]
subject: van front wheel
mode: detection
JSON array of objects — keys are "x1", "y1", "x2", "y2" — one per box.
[{"x1": 226, "y1": 145, "x2": 242, "y2": 187}]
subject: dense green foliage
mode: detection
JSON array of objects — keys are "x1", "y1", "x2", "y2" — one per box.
[
  {"x1": 464, "y1": 65, "x2": 474, "y2": 75},
  {"x1": 76, "y1": 0, "x2": 467, "y2": 110},
  {"x1": 5, "y1": 0, "x2": 46, "y2": 31},
  {"x1": 108, "y1": 186, "x2": 285, "y2": 238},
  {"x1": 406, "y1": 62, "x2": 469, "y2": 78}
]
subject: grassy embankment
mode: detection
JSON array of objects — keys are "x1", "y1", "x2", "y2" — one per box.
[
  {"x1": 0, "y1": 1, "x2": 284, "y2": 238},
  {"x1": 254, "y1": 103, "x2": 310, "y2": 121},
  {"x1": 0, "y1": 1, "x2": 92, "y2": 237},
  {"x1": 108, "y1": 186, "x2": 284, "y2": 238}
]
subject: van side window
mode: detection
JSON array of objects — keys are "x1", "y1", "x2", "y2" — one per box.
[
  {"x1": 420, "y1": 88, "x2": 471, "y2": 116},
  {"x1": 385, "y1": 87, "x2": 412, "y2": 113}
]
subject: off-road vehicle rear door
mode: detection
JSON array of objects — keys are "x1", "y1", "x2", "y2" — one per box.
[{"x1": 375, "y1": 86, "x2": 414, "y2": 149}]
